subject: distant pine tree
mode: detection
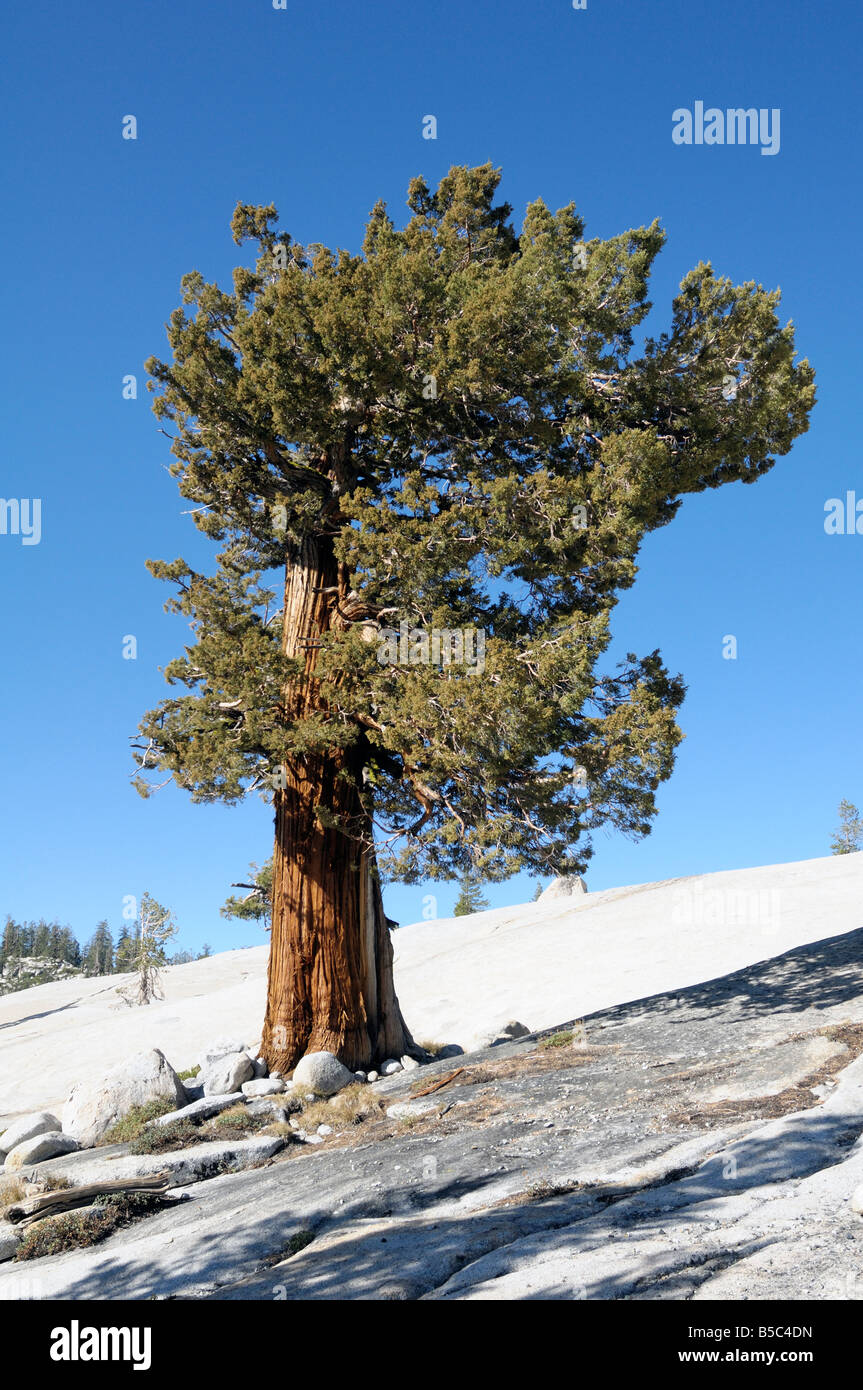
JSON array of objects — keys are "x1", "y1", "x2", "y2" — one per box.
[
  {"x1": 532, "y1": 882, "x2": 544, "y2": 901},
  {"x1": 84, "y1": 921, "x2": 114, "y2": 975},
  {"x1": 132, "y1": 894, "x2": 177, "y2": 1005},
  {"x1": 831, "y1": 800, "x2": 863, "y2": 855},
  {"x1": 453, "y1": 875, "x2": 489, "y2": 917},
  {"x1": 114, "y1": 925, "x2": 136, "y2": 973}
]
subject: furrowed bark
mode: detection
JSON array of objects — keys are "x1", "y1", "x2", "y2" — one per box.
[{"x1": 261, "y1": 536, "x2": 415, "y2": 1074}]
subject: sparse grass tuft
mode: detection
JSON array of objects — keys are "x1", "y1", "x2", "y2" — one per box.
[
  {"x1": 417, "y1": 1039, "x2": 445, "y2": 1057},
  {"x1": 102, "y1": 1098, "x2": 177, "y2": 1144},
  {"x1": 128, "y1": 1119, "x2": 202, "y2": 1155},
  {"x1": 177, "y1": 1066, "x2": 200, "y2": 1081},
  {"x1": 0, "y1": 1176, "x2": 28, "y2": 1212},
  {"x1": 298, "y1": 1084, "x2": 384, "y2": 1132},
  {"x1": 539, "y1": 1030, "x2": 574, "y2": 1050},
  {"x1": 262, "y1": 1120, "x2": 295, "y2": 1140},
  {"x1": 211, "y1": 1106, "x2": 269, "y2": 1139}
]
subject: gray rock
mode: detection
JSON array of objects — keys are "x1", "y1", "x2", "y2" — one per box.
[
  {"x1": 198, "y1": 1052, "x2": 255, "y2": 1097},
  {"x1": 62, "y1": 1049, "x2": 187, "y2": 1148},
  {"x1": 354, "y1": 1071, "x2": 368, "y2": 1083},
  {"x1": 0, "y1": 1225, "x2": 21, "y2": 1262},
  {"x1": 501, "y1": 1021, "x2": 531, "y2": 1040},
  {"x1": 181, "y1": 1082, "x2": 205, "y2": 1102},
  {"x1": 400, "y1": 1055, "x2": 420, "y2": 1071},
  {"x1": 245, "y1": 1097, "x2": 292, "y2": 1119},
  {"x1": 250, "y1": 1057, "x2": 269, "y2": 1080},
  {"x1": 538, "y1": 875, "x2": 587, "y2": 900},
  {"x1": 386, "y1": 1099, "x2": 443, "y2": 1120},
  {"x1": 199, "y1": 1037, "x2": 248, "y2": 1066},
  {"x1": 292, "y1": 1052, "x2": 355, "y2": 1097},
  {"x1": 241, "y1": 1079, "x2": 285, "y2": 1098},
  {"x1": 15, "y1": 1134, "x2": 287, "y2": 1189},
  {"x1": 436, "y1": 1044, "x2": 464, "y2": 1059},
  {"x1": 0, "y1": 1112, "x2": 62, "y2": 1159},
  {"x1": 151, "y1": 1093, "x2": 245, "y2": 1126},
  {"x1": 316, "y1": 1124, "x2": 333, "y2": 1136},
  {"x1": 5, "y1": 1132, "x2": 79, "y2": 1171},
  {"x1": 367, "y1": 1071, "x2": 379, "y2": 1083},
  {"x1": 381, "y1": 1059, "x2": 403, "y2": 1076}
]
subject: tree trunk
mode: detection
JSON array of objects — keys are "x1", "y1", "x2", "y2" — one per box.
[{"x1": 260, "y1": 536, "x2": 416, "y2": 1074}]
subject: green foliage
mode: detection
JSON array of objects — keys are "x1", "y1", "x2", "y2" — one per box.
[
  {"x1": 136, "y1": 164, "x2": 815, "y2": 883},
  {"x1": 210, "y1": 1105, "x2": 269, "y2": 1138},
  {"x1": 101, "y1": 1099, "x2": 177, "y2": 1144},
  {"x1": 831, "y1": 800, "x2": 863, "y2": 855},
  {"x1": 128, "y1": 1119, "x2": 202, "y2": 1154},
  {"x1": 221, "y1": 858, "x2": 273, "y2": 928},
  {"x1": 453, "y1": 875, "x2": 489, "y2": 916},
  {"x1": 84, "y1": 921, "x2": 114, "y2": 976},
  {"x1": 15, "y1": 1194, "x2": 169, "y2": 1261}
]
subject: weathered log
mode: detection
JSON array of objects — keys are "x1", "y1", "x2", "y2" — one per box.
[{"x1": 5, "y1": 1172, "x2": 173, "y2": 1225}]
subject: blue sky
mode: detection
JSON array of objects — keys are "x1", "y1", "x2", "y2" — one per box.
[{"x1": 1, "y1": 0, "x2": 860, "y2": 955}]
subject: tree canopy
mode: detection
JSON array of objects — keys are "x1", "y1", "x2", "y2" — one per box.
[{"x1": 135, "y1": 162, "x2": 814, "y2": 890}]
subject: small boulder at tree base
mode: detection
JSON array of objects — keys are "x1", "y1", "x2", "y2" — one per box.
[
  {"x1": 198, "y1": 1037, "x2": 249, "y2": 1067},
  {"x1": 291, "y1": 1051, "x2": 356, "y2": 1097},
  {"x1": 62, "y1": 1048, "x2": 187, "y2": 1147},
  {"x1": 241, "y1": 1078, "x2": 285, "y2": 1098},
  {"x1": 198, "y1": 1052, "x2": 255, "y2": 1097}
]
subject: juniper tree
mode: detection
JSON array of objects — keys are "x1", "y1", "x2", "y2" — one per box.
[{"x1": 135, "y1": 164, "x2": 814, "y2": 1073}]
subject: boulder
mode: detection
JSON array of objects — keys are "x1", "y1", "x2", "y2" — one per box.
[
  {"x1": 63, "y1": 1048, "x2": 187, "y2": 1147},
  {"x1": 501, "y1": 1021, "x2": 531, "y2": 1040},
  {"x1": 198, "y1": 1052, "x2": 254, "y2": 1097},
  {"x1": 0, "y1": 1112, "x2": 61, "y2": 1159},
  {"x1": 291, "y1": 1052, "x2": 355, "y2": 1097},
  {"x1": 381, "y1": 1059, "x2": 403, "y2": 1076},
  {"x1": 400, "y1": 1055, "x2": 420, "y2": 1071},
  {"x1": 367, "y1": 1071, "x2": 380, "y2": 1083},
  {"x1": 5, "y1": 1132, "x2": 79, "y2": 1171},
  {"x1": 538, "y1": 875, "x2": 587, "y2": 900},
  {"x1": 0, "y1": 1225, "x2": 21, "y2": 1262},
  {"x1": 151, "y1": 1093, "x2": 245, "y2": 1127},
  {"x1": 241, "y1": 1078, "x2": 285, "y2": 1098},
  {"x1": 250, "y1": 1057, "x2": 269, "y2": 1080},
  {"x1": 199, "y1": 1037, "x2": 248, "y2": 1067},
  {"x1": 436, "y1": 1044, "x2": 464, "y2": 1060}
]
